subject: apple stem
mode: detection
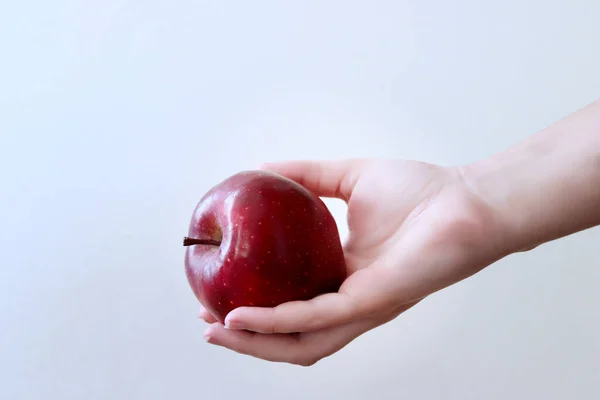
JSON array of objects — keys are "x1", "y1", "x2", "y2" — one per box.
[{"x1": 183, "y1": 237, "x2": 221, "y2": 247}]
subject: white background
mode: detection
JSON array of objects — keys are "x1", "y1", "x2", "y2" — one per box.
[{"x1": 1, "y1": 1, "x2": 599, "y2": 399}]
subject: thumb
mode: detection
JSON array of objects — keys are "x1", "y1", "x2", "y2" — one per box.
[{"x1": 259, "y1": 159, "x2": 366, "y2": 201}]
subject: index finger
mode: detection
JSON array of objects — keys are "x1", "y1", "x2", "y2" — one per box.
[{"x1": 259, "y1": 159, "x2": 365, "y2": 201}]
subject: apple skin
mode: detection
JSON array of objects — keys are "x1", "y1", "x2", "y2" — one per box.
[{"x1": 184, "y1": 170, "x2": 347, "y2": 324}]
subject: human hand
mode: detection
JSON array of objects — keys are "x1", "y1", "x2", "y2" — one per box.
[{"x1": 200, "y1": 159, "x2": 511, "y2": 366}]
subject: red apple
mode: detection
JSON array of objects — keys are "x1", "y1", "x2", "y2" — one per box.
[{"x1": 183, "y1": 170, "x2": 347, "y2": 324}]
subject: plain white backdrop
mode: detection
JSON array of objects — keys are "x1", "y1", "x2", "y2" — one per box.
[{"x1": 1, "y1": 1, "x2": 599, "y2": 399}]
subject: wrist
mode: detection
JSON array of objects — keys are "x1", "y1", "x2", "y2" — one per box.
[
  {"x1": 458, "y1": 100, "x2": 600, "y2": 258},
  {"x1": 457, "y1": 158, "x2": 535, "y2": 256}
]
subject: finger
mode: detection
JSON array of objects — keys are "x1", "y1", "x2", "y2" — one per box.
[
  {"x1": 259, "y1": 159, "x2": 366, "y2": 201},
  {"x1": 290, "y1": 300, "x2": 419, "y2": 363},
  {"x1": 224, "y1": 292, "x2": 363, "y2": 334},
  {"x1": 209, "y1": 301, "x2": 421, "y2": 366},
  {"x1": 204, "y1": 318, "x2": 373, "y2": 366},
  {"x1": 224, "y1": 268, "x2": 391, "y2": 334},
  {"x1": 198, "y1": 306, "x2": 218, "y2": 323},
  {"x1": 204, "y1": 323, "x2": 306, "y2": 364}
]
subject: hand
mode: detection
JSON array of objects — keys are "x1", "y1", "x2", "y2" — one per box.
[{"x1": 200, "y1": 159, "x2": 510, "y2": 366}]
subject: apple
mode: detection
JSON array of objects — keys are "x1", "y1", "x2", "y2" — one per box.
[{"x1": 183, "y1": 170, "x2": 347, "y2": 324}]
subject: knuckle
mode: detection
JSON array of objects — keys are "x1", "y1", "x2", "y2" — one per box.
[
  {"x1": 289, "y1": 347, "x2": 321, "y2": 367},
  {"x1": 269, "y1": 307, "x2": 281, "y2": 333},
  {"x1": 294, "y1": 356, "x2": 319, "y2": 367}
]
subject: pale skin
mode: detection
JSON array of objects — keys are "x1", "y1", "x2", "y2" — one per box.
[{"x1": 200, "y1": 99, "x2": 600, "y2": 366}]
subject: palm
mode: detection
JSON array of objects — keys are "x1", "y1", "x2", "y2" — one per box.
[
  {"x1": 339, "y1": 159, "x2": 498, "y2": 311},
  {"x1": 343, "y1": 160, "x2": 451, "y2": 274}
]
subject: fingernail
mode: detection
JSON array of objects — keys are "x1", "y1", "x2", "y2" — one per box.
[
  {"x1": 204, "y1": 332, "x2": 213, "y2": 343},
  {"x1": 224, "y1": 319, "x2": 244, "y2": 330}
]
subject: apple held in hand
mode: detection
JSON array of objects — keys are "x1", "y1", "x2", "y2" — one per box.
[{"x1": 183, "y1": 171, "x2": 347, "y2": 324}]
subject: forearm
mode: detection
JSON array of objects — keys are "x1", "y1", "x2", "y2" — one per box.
[{"x1": 461, "y1": 100, "x2": 600, "y2": 253}]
